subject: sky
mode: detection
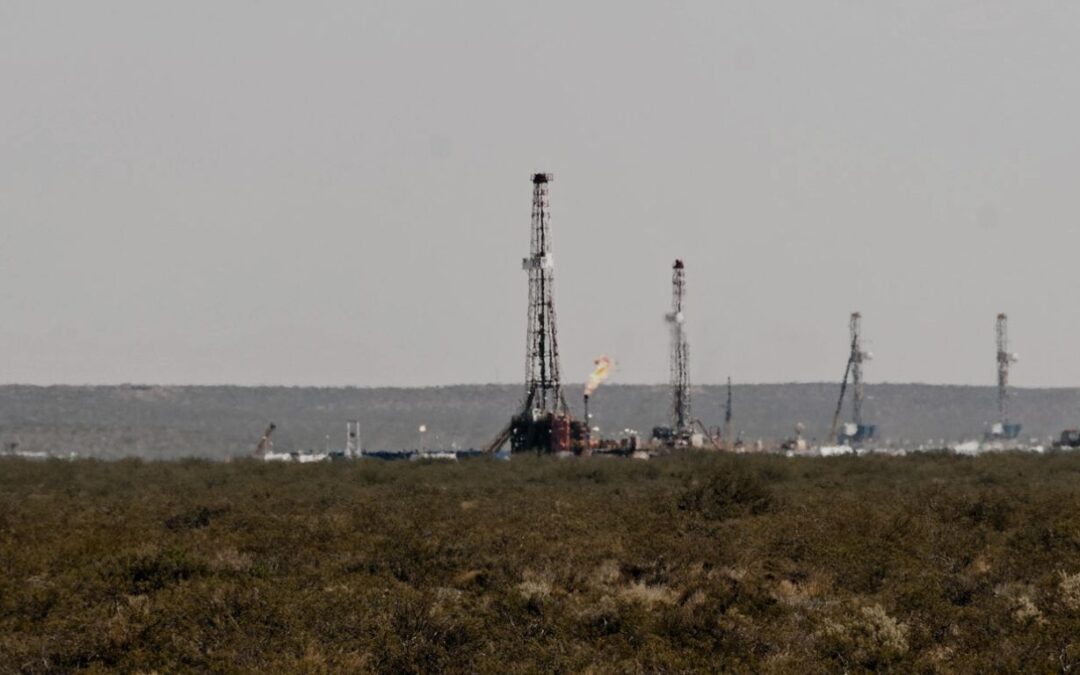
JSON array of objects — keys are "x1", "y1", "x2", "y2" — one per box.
[{"x1": 2, "y1": 1, "x2": 1079, "y2": 387}]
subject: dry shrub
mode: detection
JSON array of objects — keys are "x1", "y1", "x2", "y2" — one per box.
[
  {"x1": 164, "y1": 504, "x2": 229, "y2": 531},
  {"x1": 592, "y1": 559, "x2": 622, "y2": 588},
  {"x1": 817, "y1": 604, "x2": 910, "y2": 669},
  {"x1": 1060, "y1": 571, "x2": 1080, "y2": 611},
  {"x1": 678, "y1": 470, "x2": 774, "y2": 520},
  {"x1": 575, "y1": 595, "x2": 625, "y2": 637},
  {"x1": 517, "y1": 570, "x2": 555, "y2": 611},
  {"x1": 995, "y1": 582, "x2": 1046, "y2": 625},
  {"x1": 771, "y1": 577, "x2": 825, "y2": 607},
  {"x1": 210, "y1": 547, "x2": 253, "y2": 573},
  {"x1": 618, "y1": 581, "x2": 677, "y2": 608}
]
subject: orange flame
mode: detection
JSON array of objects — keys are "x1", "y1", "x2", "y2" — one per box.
[{"x1": 585, "y1": 355, "x2": 613, "y2": 397}]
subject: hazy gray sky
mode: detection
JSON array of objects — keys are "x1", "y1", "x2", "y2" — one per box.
[{"x1": 2, "y1": 2, "x2": 1079, "y2": 387}]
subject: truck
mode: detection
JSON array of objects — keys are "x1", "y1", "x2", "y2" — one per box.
[{"x1": 1052, "y1": 429, "x2": 1080, "y2": 450}]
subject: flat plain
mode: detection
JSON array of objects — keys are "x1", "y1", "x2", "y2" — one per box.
[{"x1": 2, "y1": 452, "x2": 1080, "y2": 672}]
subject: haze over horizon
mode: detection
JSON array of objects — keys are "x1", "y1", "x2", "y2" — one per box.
[{"x1": 4, "y1": 2, "x2": 1079, "y2": 388}]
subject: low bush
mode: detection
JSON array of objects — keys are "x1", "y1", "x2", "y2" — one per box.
[{"x1": 678, "y1": 469, "x2": 775, "y2": 519}]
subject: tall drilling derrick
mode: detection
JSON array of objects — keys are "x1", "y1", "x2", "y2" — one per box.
[
  {"x1": 828, "y1": 311, "x2": 876, "y2": 445},
  {"x1": 522, "y1": 173, "x2": 567, "y2": 415},
  {"x1": 668, "y1": 260, "x2": 691, "y2": 435},
  {"x1": 992, "y1": 313, "x2": 1021, "y2": 439},
  {"x1": 723, "y1": 376, "x2": 734, "y2": 447},
  {"x1": 849, "y1": 312, "x2": 865, "y2": 427},
  {"x1": 486, "y1": 173, "x2": 577, "y2": 454},
  {"x1": 996, "y1": 313, "x2": 1010, "y2": 425}
]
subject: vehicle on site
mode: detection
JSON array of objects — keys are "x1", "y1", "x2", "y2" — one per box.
[
  {"x1": 780, "y1": 423, "x2": 808, "y2": 453},
  {"x1": 1052, "y1": 429, "x2": 1080, "y2": 450},
  {"x1": 984, "y1": 422, "x2": 1022, "y2": 441}
]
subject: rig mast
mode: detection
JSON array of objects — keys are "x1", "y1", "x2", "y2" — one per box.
[
  {"x1": 667, "y1": 260, "x2": 691, "y2": 434},
  {"x1": 486, "y1": 173, "x2": 577, "y2": 454},
  {"x1": 522, "y1": 173, "x2": 567, "y2": 415},
  {"x1": 996, "y1": 313, "x2": 1018, "y2": 427},
  {"x1": 828, "y1": 311, "x2": 875, "y2": 444},
  {"x1": 850, "y1": 312, "x2": 865, "y2": 427},
  {"x1": 723, "y1": 376, "x2": 733, "y2": 445},
  {"x1": 986, "y1": 313, "x2": 1021, "y2": 441}
]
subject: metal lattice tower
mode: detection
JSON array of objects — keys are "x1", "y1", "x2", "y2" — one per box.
[
  {"x1": 723, "y1": 376, "x2": 733, "y2": 443},
  {"x1": 828, "y1": 311, "x2": 874, "y2": 442},
  {"x1": 667, "y1": 260, "x2": 691, "y2": 433},
  {"x1": 850, "y1": 312, "x2": 865, "y2": 427},
  {"x1": 996, "y1": 313, "x2": 1016, "y2": 425},
  {"x1": 521, "y1": 173, "x2": 567, "y2": 414}
]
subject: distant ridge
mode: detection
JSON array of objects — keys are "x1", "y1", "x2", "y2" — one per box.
[{"x1": 2, "y1": 383, "x2": 1079, "y2": 459}]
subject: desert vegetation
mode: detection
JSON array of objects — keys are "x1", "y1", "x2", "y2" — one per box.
[{"x1": 2, "y1": 452, "x2": 1080, "y2": 672}]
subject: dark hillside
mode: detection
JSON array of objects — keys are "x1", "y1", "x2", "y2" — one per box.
[{"x1": 2, "y1": 383, "x2": 1080, "y2": 459}]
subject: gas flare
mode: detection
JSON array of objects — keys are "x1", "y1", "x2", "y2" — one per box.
[{"x1": 584, "y1": 356, "x2": 613, "y2": 397}]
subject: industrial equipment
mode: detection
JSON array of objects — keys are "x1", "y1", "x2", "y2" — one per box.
[
  {"x1": 487, "y1": 173, "x2": 580, "y2": 454},
  {"x1": 1053, "y1": 430, "x2": 1080, "y2": 450},
  {"x1": 653, "y1": 259, "x2": 694, "y2": 447},
  {"x1": 828, "y1": 312, "x2": 877, "y2": 446},
  {"x1": 986, "y1": 313, "x2": 1021, "y2": 440},
  {"x1": 253, "y1": 422, "x2": 276, "y2": 457}
]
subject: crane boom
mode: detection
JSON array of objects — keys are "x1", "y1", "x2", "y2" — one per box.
[
  {"x1": 827, "y1": 332, "x2": 859, "y2": 443},
  {"x1": 254, "y1": 423, "x2": 276, "y2": 458}
]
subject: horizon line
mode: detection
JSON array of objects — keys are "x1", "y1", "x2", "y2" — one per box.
[{"x1": 0, "y1": 381, "x2": 1073, "y2": 391}]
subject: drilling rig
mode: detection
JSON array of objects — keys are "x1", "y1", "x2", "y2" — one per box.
[
  {"x1": 987, "y1": 313, "x2": 1021, "y2": 440},
  {"x1": 828, "y1": 312, "x2": 876, "y2": 446},
  {"x1": 723, "y1": 376, "x2": 736, "y2": 449},
  {"x1": 652, "y1": 260, "x2": 694, "y2": 446},
  {"x1": 486, "y1": 173, "x2": 582, "y2": 454}
]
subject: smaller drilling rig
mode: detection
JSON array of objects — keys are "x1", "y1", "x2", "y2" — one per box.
[
  {"x1": 652, "y1": 260, "x2": 700, "y2": 447},
  {"x1": 986, "y1": 313, "x2": 1021, "y2": 440},
  {"x1": 827, "y1": 312, "x2": 876, "y2": 446},
  {"x1": 722, "y1": 376, "x2": 739, "y2": 450}
]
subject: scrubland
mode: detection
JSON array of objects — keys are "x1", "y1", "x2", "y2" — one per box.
[{"x1": 2, "y1": 452, "x2": 1080, "y2": 673}]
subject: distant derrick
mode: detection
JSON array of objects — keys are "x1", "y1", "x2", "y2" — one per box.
[
  {"x1": 487, "y1": 173, "x2": 582, "y2": 454},
  {"x1": 521, "y1": 173, "x2": 568, "y2": 416},
  {"x1": 850, "y1": 312, "x2": 866, "y2": 428},
  {"x1": 828, "y1": 312, "x2": 876, "y2": 446},
  {"x1": 651, "y1": 259, "x2": 694, "y2": 447},
  {"x1": 989, "y1": 313, "x2": 1021, "y2": 440},
  {"x1": 723, "y1": 376, "x2": 734, "y2": 448},
  {"x1": 668, "y1": 260, "x2": 691, "y2": 434},
  {"x1": 997, "y1": 313, "x2": 1012, "y2": 425}
]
